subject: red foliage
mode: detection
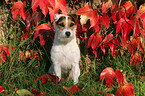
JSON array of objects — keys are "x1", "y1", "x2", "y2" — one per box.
[
  {"x1": 88, "y1": 33, "x2": 102, "y2": 57},
  {"x1": 54, "y1": 0, "x2": 67, "y2": 15},
  {"x1": 20, "y1": 50, "x2": 41, "y2": 61},
  {"x1": 76, "y1": 4, "x2": 99, "y2": 28},
  {"x1": 115, "y1": 83, "x2": 134, "y2": 96},
  {"x1": 99, "y1": 67, "x2": 116, "y2": 87},
  {"x1": 63, "y1": 85, "x2": 83, "y2": 94},
  {"x1": 33, "y1": 23, "x2": 54, "y2": 46},
  {"x1": 0, "y1": 86, "x2": 4, "y2": 93},
  {"x1": 31, "y1": 89, "x2": 47, "y2": 96},
  {"x1": 31, "y1": 0, "x2": 55, "y2": 17},
  {"x1": 100, "y1": 67, "x2": 135, "y2": 95},
  {"x1": 127, "y1": 36, "x2": 144, "y2": 66},
  {"x1": 11, "y1": 1, "x2": 26, "y2": 21},
  {"x1": 102, "y1": 13, "x2": 110, "y2": 28},
  {"x1": 26, "y1": 11, "x2": 42, "y2": 30},
  {"x1": 0, "y1": 45, "x2": 14, "y2": 64},
  {"x1": 34, "y1": 74, "x2": 59, "y2": 84},
  {"x1": 10, "y1": 0, "x2": 144, "y2": 66},
  {"x1": 31, "y1": 0, "x2": 67, "y2": 22},
  {"x1": 115, "y1": 69, "x2": 124, "y2": 86}
]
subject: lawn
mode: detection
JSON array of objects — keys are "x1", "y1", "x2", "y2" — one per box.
[{"x1": 0, "y1": 0, "x2": 145, "y2": 96}]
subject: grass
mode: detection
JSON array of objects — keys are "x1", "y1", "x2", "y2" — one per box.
[{"x1": 0, "y1": 2, "x2": 145, "y2": 96}]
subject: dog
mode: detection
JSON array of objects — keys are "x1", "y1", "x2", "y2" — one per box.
[{"x1": 49, "y1": 14, "x2": 80, "y2": 84}]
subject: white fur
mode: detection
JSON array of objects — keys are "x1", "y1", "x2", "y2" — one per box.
[{"x1": 49, "y1": 14, "x2": 80, "y2": 84}]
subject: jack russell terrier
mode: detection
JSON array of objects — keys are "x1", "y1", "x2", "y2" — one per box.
[{"x1": 49, "y1": 14, "x2": 80, "y2": 84}]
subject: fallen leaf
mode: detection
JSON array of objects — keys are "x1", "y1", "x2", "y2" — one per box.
[
  {"x1": 99, "y1": 67, "x2": 116, "y2": 87},
  {"x1": 31, "y1": 89, "x2": 47, "y2": 96},
  {"x1": 16, "y1": 89, "x2": 33, "y2": 96},
  {"x1": 0, "y1": 86, "x2": 4, "y2": 93},
  {"x1": 115, "y1": 83, "x2": 134, "y2": 96},
  {"x1": 115, "y1": 69, "x2": 124, "y2": 86},
  {"x1": 34, "y1": 73, "x2": 59, "y2": 84},
  {"x1": 63, "y1": 85, "x2": 83, "y2": 94}
]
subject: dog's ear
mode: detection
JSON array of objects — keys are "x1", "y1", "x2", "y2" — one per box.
[
  {"x1": 54, "y1": 14, "x2": 60, "y2": 21},
  {"x1": 54, "y1": 14, "x2": 66, "y2": 21}
]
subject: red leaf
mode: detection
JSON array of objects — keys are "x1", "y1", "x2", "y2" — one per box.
[
  {"x1": 91, "y1": 33, "x2": 102, "y2": 50},
  {"x1": 111, "y1": 1, "x2": 135, "y2": 23},
  {"x1": 54, "y1": 0, "x2": 67, "y2": 15},
  {"x1": 76, "y1": 4, "x2": 93, "y2": 15},
  {"x1": 102, "y1": 13, "x2": 110, "y2": 28},
  {"x1": 33, "y1": 23, "x2": 54, "y2": 46},
  {"x1": 99, "y1": 67, "x2": 116, "y2": 87},
  {"x1": 63, "y1": 85, "x2": 83, "y2": 94},
  {"x1": 31, "y1": 89, "x2": 40, "y2": 95},
  {"x1": 34, "y1": 73, "x2": 59, "y2": 84},
  {"x1": 11, "y1": 1, "x2": 26, "y2": 21},
  {"x1": 48, "y1": 0, "x2": 67, "y2": 22},
  {"x1": 102, "y1": 0, "x2": 112, "y2": 13},
  {"x1": 116, "y1": 18, "x2": 133, "y2": 48},
  {"x1": 115, "y1": 83, "x2": 134, "y2": 96},
  {"x1": 103, "y1": 34, "x2": 113, "y2": 45},
  {"x1": 115, "y1": 69, "x2": 124, "y2": 86},
  {"x1": 0, "y1": 86, "x2": 4, "y2": 93},
  {"x1": 130, "y1": 52, "x2": 143, "y2": 66},
  {"x1": 120, "y1": 1, "x2": 135, "y2": 18},
  {"x1": 93, "y1": 23, "x2": 102, "y2": 33},
  {"x1": 101, "y1": 34, "x2": 113, "y2": 54},
  {"x1": 130, "y1": 16, "x2": 140, "y2": 37},
  {"x1": 31, "y1": 0, "x2": 55, "y2": 17},
  {"x1": 88, "y1": 33, "x2": 102, "y2": 48},
  {"x1": 88, "y1": 34, "x2": 95, "y2": 48},
  {"x1": 31, "y1": 89, "x2": 47, "y2": 96},
  {"x1": 31, "y1": 11, "x2": 42, "y2": 27},
  {"x1": 0, "y1": 45, "x2": 14, "y2": 64},
  {"x1": 108, "y1": 38, "x2": 118, "y2": 57},
  {"x1": 35, "y1": 92, "x2": 47, "y2": 96},
  {"x1": 76, "y1": 4, "x2": 99, "y2": 28}
]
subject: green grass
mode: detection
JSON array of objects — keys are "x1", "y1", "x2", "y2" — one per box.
[
  {"x1": 0, "y1": 3, "x2": 145, "y2": 96},
  {"x1": 0, "y1": 49, "x2": 145, "y2": 95}
]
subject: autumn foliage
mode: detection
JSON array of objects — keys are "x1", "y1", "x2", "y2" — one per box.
[
  {"x1": 99, "y1": 67, "x2": 135, "y2": 95},
  {"x1": 8, "y1": 0, "x2": 145, "y2": 66},
  {"x1": 0, "y1": 0, "x2": 145, "y2": 95}
]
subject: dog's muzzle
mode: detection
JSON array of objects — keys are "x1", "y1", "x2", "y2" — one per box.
[{"x1": 65, "y1": 31, "x2": 71, "y2": 38}]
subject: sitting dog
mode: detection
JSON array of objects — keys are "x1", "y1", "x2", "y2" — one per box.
[{"x1": 49, "y1": 14, "x2": 80, "y2": 84}]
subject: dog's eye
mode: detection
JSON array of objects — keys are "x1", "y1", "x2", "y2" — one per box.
[
  {"x1": 70, "y1": 23, "x2": 75, "y2": 27},
  {"x1": 58, "y1": 23, "x2": 65, "y2": 27}
]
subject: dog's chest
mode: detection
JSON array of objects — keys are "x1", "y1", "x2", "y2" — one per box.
[{"x1": 51, "y1": 41, "x2": 79, "y2": 70}]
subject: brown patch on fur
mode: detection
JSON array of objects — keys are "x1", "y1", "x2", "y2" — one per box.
[
  {"x1": 68, "y1": 17, "x2": 76, "y2": 30},
  {"x1": 56, "y1": 16, "x2": 66, "y2": 30},
  {"x1": 55, "y1": 15, "x2": 76, "y2": 31}
]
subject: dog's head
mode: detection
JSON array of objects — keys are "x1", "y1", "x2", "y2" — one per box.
[{"x1": 54, "y1": 14, "x2": 77, "y2": 42}]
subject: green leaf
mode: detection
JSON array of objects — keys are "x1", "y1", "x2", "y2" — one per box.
[{"x1": 16, "y1": 89, "x2": 33, "y2": 96}]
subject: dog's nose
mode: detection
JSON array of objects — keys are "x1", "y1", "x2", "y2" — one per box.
[{"x1": 65, "y1": 31, "x2": 71, "y2": 37}]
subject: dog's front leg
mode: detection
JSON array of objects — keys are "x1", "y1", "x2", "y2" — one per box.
[
  {"x1": 72, "y1": 63, "x2": 80, "y2": 84},
  {"x1": 54, "y1": 64, "x2": 61, "y2": 81}
]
